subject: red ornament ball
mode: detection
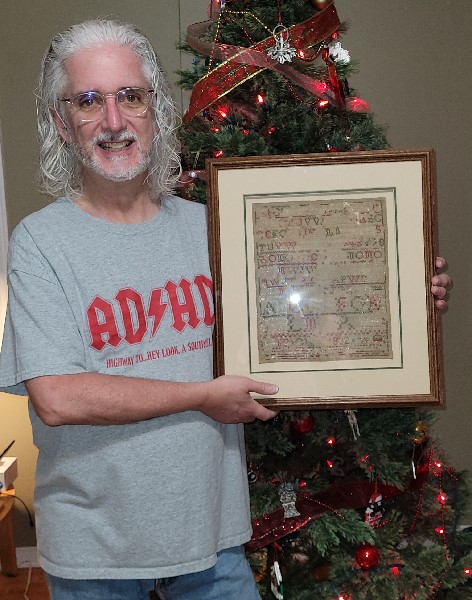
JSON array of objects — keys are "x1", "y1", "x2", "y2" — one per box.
[
  {"x1": 290, "y1": 415, "x2": 315, "y2": 435},
  {"x1": 355, "y1": 544, "x2": 380, "y2": 570}
]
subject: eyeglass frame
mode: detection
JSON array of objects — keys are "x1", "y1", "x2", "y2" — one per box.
[{"x1": 59, "y1": 87, "x2": 155, "y2": 123}]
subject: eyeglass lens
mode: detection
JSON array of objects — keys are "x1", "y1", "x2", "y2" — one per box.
[{"x1": 70, "y1": 88, "x2": 151, "y2": 119}]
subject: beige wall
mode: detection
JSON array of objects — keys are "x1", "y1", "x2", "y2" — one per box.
[
  {"x1": 0, "y1": 1, "x2": 471, "y2": 547},
  {"x1": 336, "y1": 0, "x2": 472, "y2": 506}
]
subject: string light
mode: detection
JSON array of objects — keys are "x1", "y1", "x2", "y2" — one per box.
[
  {"x1": 326, "y1": 436, "x2": 336, "y2": 446},
  {"x1": 407, "y1": 449, "x2": 433, "y2": 535},
  {"x1": 256, "y1": 93, "x2": 265, "y2": 104},
  {"x1": 216, "y1": 106, "x2": 229, "y2": 119},
  {"x1": 390, "y1": 566, "x2": 400, "y2": 577},
  {"x1": 213, "y1": 149, "x2": 224, "y2": 158}
]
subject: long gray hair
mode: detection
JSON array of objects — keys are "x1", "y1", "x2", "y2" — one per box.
[{"x1": 36, "y1": 19, "x2": 181, "y2": 200}]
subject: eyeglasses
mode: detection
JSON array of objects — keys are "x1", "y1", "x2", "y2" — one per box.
[{"x1": 60, "y1": 87, "x2": 154, "y2": 122}]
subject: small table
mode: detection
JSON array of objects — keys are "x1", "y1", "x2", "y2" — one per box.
[{"x1": 0, "y1": 488, "x2": 18, "y2": 576}]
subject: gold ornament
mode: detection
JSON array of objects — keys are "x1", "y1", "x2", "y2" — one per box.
[
  {"x1": 250, "y1": 548, "x2": 268, "y2": 582},
  {"x1": 312, "y1": 0, "x2": 330, "y2": 9},
  {"x1": 412, "y1": 421, "x2": 428, "y2": 445}
]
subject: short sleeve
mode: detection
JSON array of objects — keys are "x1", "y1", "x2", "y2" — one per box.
[{"x1": 0, "y1": 225, "x2": 87, "y2": 395}]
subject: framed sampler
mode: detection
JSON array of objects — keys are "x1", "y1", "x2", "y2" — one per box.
[{"x1": 206, "y1": 149, "x2": 443, "y2": 409}]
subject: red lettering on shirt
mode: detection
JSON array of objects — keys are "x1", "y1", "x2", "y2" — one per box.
[
  {"x1": 86, "y1": 296, "x2": 122, "y2": 351},
  {"x1": 115, "y1": 288, "x2": 147, "y2": 345},
  {"x1": 86, "y1": 275, "x2": 214, "y2": 351},
  {"x1": 165, "y1": 279, "x2": 200, "y2": 332}
]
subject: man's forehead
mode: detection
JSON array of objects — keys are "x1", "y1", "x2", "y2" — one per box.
[{"x1": 64, "y1": 44, "x2": 149, "y2": 92}]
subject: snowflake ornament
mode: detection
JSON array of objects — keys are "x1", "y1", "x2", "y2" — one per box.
[
  {"x1": 328, "y1": 39, "x2": 351, "y2": 63},
  {"x1": 267, "y1": 25, "x2": 297, "y2": 64}
]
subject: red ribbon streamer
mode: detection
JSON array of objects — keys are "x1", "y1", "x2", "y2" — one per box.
[
  {"x1": 184, "y1": 2, "x2": 341, "y2": 122},
  {"x1": 246, "y1": 464, "x2": 430, "y2": 552},
  {"x1": 322, "y1": 45, "x2": 345, "y2": 109}
]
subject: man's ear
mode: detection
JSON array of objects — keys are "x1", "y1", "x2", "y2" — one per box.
[{"x1": 51, "y1": 109, "x2": 71, "y2": 143}]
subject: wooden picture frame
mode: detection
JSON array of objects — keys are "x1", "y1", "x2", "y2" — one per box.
[{"x1": 206, "y1": 149, "x2": 444, "y2": 409}]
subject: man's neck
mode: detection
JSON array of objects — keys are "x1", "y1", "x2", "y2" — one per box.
[{"x1": 76, "y1": 174, "x2": 160, "y2": 224}]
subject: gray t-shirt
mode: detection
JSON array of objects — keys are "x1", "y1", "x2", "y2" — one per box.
[{"x1": 0, "y1": 196, "x2": 252, "y2": 579}]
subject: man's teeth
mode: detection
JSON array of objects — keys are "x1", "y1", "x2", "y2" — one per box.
[{"x1": 99, "y1": 141, "x2": 132, "y2": 150}]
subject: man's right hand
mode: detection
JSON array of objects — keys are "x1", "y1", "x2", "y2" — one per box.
[{"x1": 200, "y1": 375, "x2": 279, "y2": 424}]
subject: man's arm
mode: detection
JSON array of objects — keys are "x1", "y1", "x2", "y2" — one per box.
[{"x1": 25, "y1": 373, "x2": 279, "y2": 427}]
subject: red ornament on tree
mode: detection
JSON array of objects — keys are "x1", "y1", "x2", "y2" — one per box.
[
  {"x1": 355, "y1": 544, "x2": 380, "y2": 570},
  {"x1": 290, "y1": 415, "x2": 315, "y2": 435}
]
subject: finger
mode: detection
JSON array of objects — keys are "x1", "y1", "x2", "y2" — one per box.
[
  {"x1": 253, "y1": 403, "x2": 279, "y2": 421},
  {"x1": 431, "y1": 285, "x2": 447, "y2": 300},
  {"x1": 435, "y1": 256, "x2": 448, "y2": 271},
  {"x1": 431, "y1": 275, "x2": 452, "y2": 290},
  {"x1": 435, "y1": 298, "x2": 448, "y2": 312},
  {"x1": 249, "y1": 380, "x2": 279, "y2": 395}
]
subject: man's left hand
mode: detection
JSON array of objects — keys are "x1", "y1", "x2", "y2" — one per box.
[{"x1": 431, "y1": 256, "x2": 452, "y2": 311}]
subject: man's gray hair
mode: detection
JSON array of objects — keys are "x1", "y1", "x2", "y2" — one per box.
[{"x1": 36, "y1": 19, "x2": 181, "y2": 200}]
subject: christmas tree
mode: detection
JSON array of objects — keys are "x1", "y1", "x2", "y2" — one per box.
[{"x1": 176, "y1": 1, "x2": 472, "y2": 598}]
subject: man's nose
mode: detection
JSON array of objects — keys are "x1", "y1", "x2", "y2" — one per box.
[{"x1": 101, "y1": 96, "x2": 126, "y2": 131}]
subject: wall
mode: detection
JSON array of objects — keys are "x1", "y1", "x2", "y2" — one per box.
[
  {"x1": 335, "y1": 0, "x2": 472, "y2": 506},
  {"x1": 0, "y1": 0, "x2": 470, "y2": 548},
  {"x1": 0, "y1": 129, "x2": 8, "y2": 340}
]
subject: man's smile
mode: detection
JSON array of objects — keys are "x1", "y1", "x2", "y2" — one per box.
[{"x1": 98, "y1": 140, "x2": 133, "y2": 151}]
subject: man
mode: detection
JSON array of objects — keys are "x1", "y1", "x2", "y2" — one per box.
[
  {"x1": 0, "y1": 19, "x2": 279, "y2": 600},
  {"x1": 0, "y1": 19, "x2": 451, "y2": 600}
]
